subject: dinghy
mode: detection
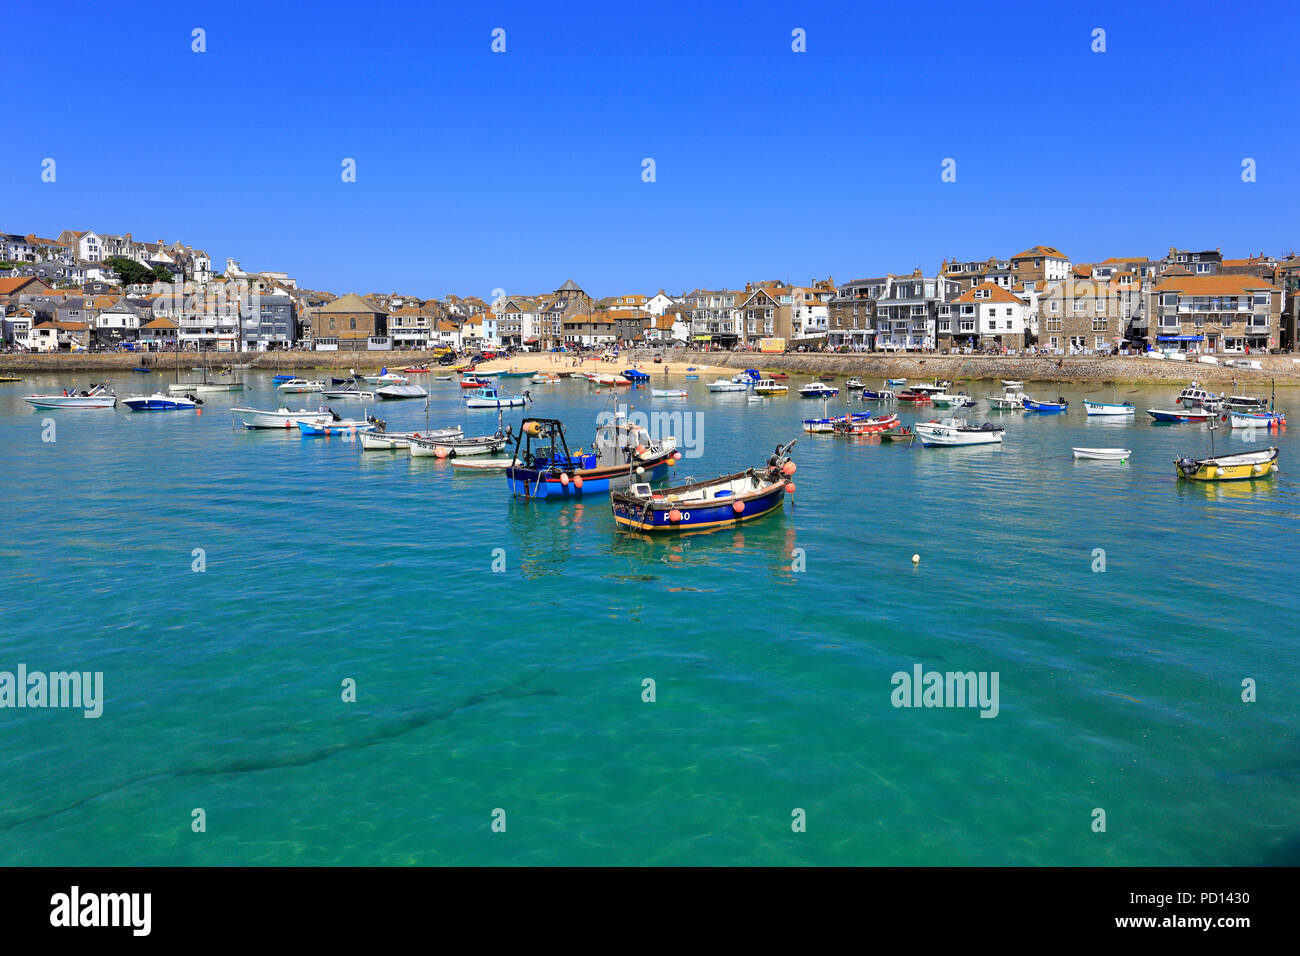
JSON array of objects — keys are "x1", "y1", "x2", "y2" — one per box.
[
  {"x1": 1083, "y1": 400, "x2": 1135, "y2": 416},
  {"x1": 234, "y1": 406, "x2": 334, "y2": 429},
  {"x1": 409, "y1": 431, "x2": 510, "y2": 457},
  {"x1": 652, "y1": 388, "x2": 688, "y2": 398},
  {"x1": 1022, "y1": 396, "x2": 1068, "y2": 413},
  {"x1": 359, "y1": 426, "x2": 461, "y2": 451},
  {"x1": 610, "y1": 440, "x2": 796, "y2": 533},
  {"x1": 296, "y1": 416, "x2": 379, "y2": 436},
  {"x1": 450, "y1": 457, "x2": 519, "y2": 472},
  {"x1": 1072, "y1": 447, "x2": 1131, "y2": 461},
  {"x1": 832, "y1": 413, "x2": 900, "y2": 435}
]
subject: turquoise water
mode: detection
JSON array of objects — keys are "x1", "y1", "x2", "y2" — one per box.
[{"x1": 1, "y1": 370, "x2": 1297, "y2": 866}]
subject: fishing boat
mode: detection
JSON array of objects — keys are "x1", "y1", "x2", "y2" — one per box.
[
  {"x1": 1222, "y1": 394, "x2": 1269, "y2": 411},
  {"x1": 122, "y1": 392, "x2": 202, "y2": 411},
  {"x1": 359, "y1": 426, "x2": 461, "y2": 450},
  {"x1": 592, "y1": 373, "x2": 631, "y2": 386},
  {"x1": 622, "y1": 369, "x2": 650, "y2": 383},
  {"x1": 505, "y1": 416, "x2": 679, "y2": 499},
  {"x1": 914, "y1": 419, "x2": 1005, "y2": 447},
  {"x1": 24, "y1": 383, "x2": 117, "y2": 409},
  {"x1": 1229, "y1": 410, "x2": 1286, "y2": 429},
  {"x1": 652, "y1": 388, "x2": 688, "y2": 398},
  {"x1": 1072, "y1": 447, "x2": 1131, "y2": 461},
  {"x1": 844, "y1": 378, "x2": 865, "y2": 390},
  {"x1": 321, "y1": 383, "x2": 377, "y2": 400},
  {"x1": 1022, "y1": 396, "x2": 1069, "y2": 413},
  {"x1": 410, "y1": 432, "x2": 509, "y2": 457},
  {"x1": 1176, "y1": 446, "x2": 1278, "y2": 481},
  {"x1": 1083, "y1": 400, "x2": 1135, "y2": 416},
  {"x1": 1175, "y1": 382, "x2": 1218, "y2": 408},
  {"x1": 706, "y1": 379, "x2": 748, "y2": 392},
  {"x1": 832, "y1": 413, "x2": 900, "y2": 435},
  {"x1": 799, "y1": 382, "x2": 839, "y2": 398},
  {"x1": 1001, "y1": 380, "x2": 1023, "y2": 388},
  {"x1": 495, "y1": 368, "x2": 534, "y2": 378},
  {"x1": 233, "y1": 406, "x2": 334, "y2": 429},
  {"x1": 860, "y1": 387, "x2": 895, "y2": 402},
  {"x1": 610, "y1": 440, "x2": 796, "y2": 533},
  {"x1": 401, "y1": 365, "x2": 430, "y2": 374},
  {"x1": 531, "y1": 372, "x2": 561, "y2": 384},
  {"x1": 1148, "y1": 408, "x2": 1213, "y2": 423},
  {"x1": 886, "y1": 377, "x2": 907, "y2": 386},
  {"x1": 931, "y1": 391, "x2": 974, "y2": 408},
  {"x1": 896, "y1": 389, "x2": 933, "y2": 404},
  {"x1": 988, "y1": 390, "x2": 1025, "y2": 410},
  {"x1": 460, "y1": 373, "x2": 492, "y2": 389},
  {"x1": 297, "y1": 416, "x2": 379, "y2": 436},
  {"x1": 277, "y1": 378, "x2": 326, "y2": 393},
  {"x1": 376, "y1": 383, "x2": 428, "y2": 400},
  {"x1": 877, "y1": 423, "x2": 914, "y2": 442},
  {"x1": 465, "y1": 385, "x2": 529, "y2": 408},
  {"x1": 909, "y1": 381, "x2": 950, "y2": 396},
  {"x1": 753, "y1": 379, "x2": 788, "y2": 395}
]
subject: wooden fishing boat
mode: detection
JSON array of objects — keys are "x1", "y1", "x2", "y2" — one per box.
[
  {"x1": 877, "y1": 423, "x2": 914, "y2": 442},
  {"x1": 122, "y1": 392, "x2": 201, "y2": 411},
  {"x1": 1072, "y1": 447, "x2": 1131, "y2": 461},
  {"x1": 24, "y1": 383, "x2": 117, "y2": 409},
  {"x1": 359, "y1": 426, "x2": 461, "y2": 450},
  {"x1": 1083, "y1": 400, "x2": 1135, "y2": 416},
  {"x1": 593, "y1": 373, "x2": 631, "y2": 386},
  {"x1": 409, "y1": 431, "x2": 508, "y2": 457},
  {"x1": 1175, "y1": 446, "x2": 1278, "y2": 481},
  {"x1": 506, "y1": 416, "x2": 679, "y2": 499},
  {"x1": 832, "y1": 413, "x2": 900, "y2": 435},
  {"x1": 1229, "y1": 410, "x2": 1286, "y2": 429},
  {"x1": 753, "y1": 379, "x2": 788, "y2": 394},
  {"x1": 914, "y1": 419, "x2": 1005, "y2": 446},
  {"x1": 1148, "y1": 408, "x2": 1213, "y2": 423},
  {"x1": 610, "y1": 440, "x2": 796, "y2": 533},
  {"x1": 1022, "y1": 396, "x2": 1069, "y2": 413}
]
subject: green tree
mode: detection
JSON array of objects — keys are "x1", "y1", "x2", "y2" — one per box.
[{"x1": 105, "y1": 256, "x2": 156, "y2": 287}]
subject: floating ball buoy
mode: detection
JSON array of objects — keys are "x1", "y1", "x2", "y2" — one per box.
[
  {"x1": 196, "y1": 408, "x2": 202, "y2": 416},
  {"x1": 573, "y1": 475, "x2": 584, "y2": 489},
  {"x1": 912, "y1": 553, "x2": 920, "y2": 565},
  {"x1": 636, "y1": 466, "x2": 645, "y2": 476},
  {"x1": 673, "y1": 451, "x2": 682, "y2": 461},
  {"x1": 560, "y1": 473, "x2": 570, "y2": 485},
  {"x1": 668, "y1": 509, "x2": 682, "y2": 523},
  {"x1": 782, "y1": 461, "x2": 796, "y2": 476},
  {"x1": 732, "y1": 500, "x2": 745, "y2": 514},
  {"x1": 435, "y1": 446, "x2": 448, "y2": 459},
  {"x1": 785, "y1": 482, "x2": 796, "y2": 494}
]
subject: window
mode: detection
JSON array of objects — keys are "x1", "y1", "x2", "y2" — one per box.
[{"x1": 350, "y1": 318, "x2": 357, "y2": 330}]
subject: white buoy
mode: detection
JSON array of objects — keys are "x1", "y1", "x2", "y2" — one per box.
[{"x1": 911, "y1": 553, "x2": 920, "y2": 565}]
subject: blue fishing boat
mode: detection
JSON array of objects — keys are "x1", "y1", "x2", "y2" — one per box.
[
  {"x1": 297, "y1": 418, "x2": 379, "y2": 436},
  {"x1": 622, "y1": 369, "x2": 650, "y2": 383},
  {"x1": 1147, "y1": 407, "x2": 1214, "y2": 424},
  {"x1": 506, "y1": 416, "x2": 679, "y2": 499},
  {"x1": 611, "y1": 441, "x2": 797, "y2": 534},
  {"x1": 1022, "y1": 396, "x2": 1069, "y2": 413}
]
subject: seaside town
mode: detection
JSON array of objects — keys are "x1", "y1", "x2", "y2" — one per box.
[{"x1": 2, "y1": 229, "x2": 1299, "y2": 358}]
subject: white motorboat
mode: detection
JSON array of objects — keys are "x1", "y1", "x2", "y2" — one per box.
[
  {"x1": 1072, "y1": 447, "x2": 1131, "y2": 461},
  {"x1": 233, "y1": 406, "x2": 334, "y2": 429},
  {"x1": 1000, "y1": 380, "x2": 1023, "y2": 388},
  {"x1": 24, "y1": 383, "x2": 117, "y2": 409},
  {"x1": 1083, "y1": 400, "x2": 1135, "y2": 416},
  {"x1": 706, "y1": 379, "x2": 748, "y2": 392},
  {"x1": 169, "y1": 379, "x2": 243, "y2": 393},
  {"x1": 122, "y1": 392, "x2": 202, "y2": 411},
  {"x1": 908, "y1": 381, "x2": 950, "y2": 396},
  {"x1": 531, "y1": 372, "x2": 561, "y2": 384},
  {"x1": 359, "y1": 426, "x2": 461, "y2": 450},
  {"x1": 932, "y1": 391, "x2": 974, "y2": 408},
  {"x1": 799, "y1": 382, "x2": 840, "y2": 398},
  {"x1": 753, "y1": 379, "x2": 788, "y2": 394},
  {"x1": 321, "y1": 384, "x2": 376, "y2": 400},
  {"x1": 988, "y1": 390, "x2": 1026, "y2": 410},
  {"x1": 845, "y1": 378, "x2": 865, "y2": 390},
  {"x1": 362, "y1": 371, "x2": 409, "y2": 385},
  {"x1": 376, "y1": 383, "x2": 428, "y2": 400},
  {"x1": 914, "y1": 418, "x2": 1005, "y2": 447},
  {"x1": 277, "y1": 378, "x2": 326, "y2": 393},
  {"x1": 1176, "y1": 382, "x2": 1218, "y2": 408},
  {"x1": 464, "y1": 386, "x2": 528, "y2": 408}
]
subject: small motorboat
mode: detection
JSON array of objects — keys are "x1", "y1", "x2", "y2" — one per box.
[
  {"x1": 465, "y1": 386, "x2": 529, "y2": 408},
  {"x1": 496, "y1": 368, "x2": 535, "y2": 378},
  {"x1": 914, "y1": 419, "x2": 1005, "y2": 446},
  {"x1": 1176, "y1": 446, "x2": 1278, "y2": 482},
  {"x1": 877, "y1": 423, "x2": 914, "y2": 442},
  {"x1": 1072, "y1": 447, "x2": 1131, "y2": 461},
  {"x1": 1022, "y1": 396, "x2": 1069, "y2": 413},
  {"x1": 610, "y1": 440, "x2": 796, "y2": 533},
  {"x1": 706, "y1": 379, "x2": 748, "y2": 393},
  {"x1": 122, "y1": 392, "x2": 202, "y2": 411},
  {"x1": 932, "y1": 391, "x2": 974, "y2": 408},
  {"x1": 1083, "y1": 400, "x2": 1135, "y2": 416},
  {"x1": 277, "y1": 378, "x2": 326, "y2": 393},
  {"x1": 362, "y1": 370, "x2": 410, "y2": 385},
  {"x1": 460, "y1": 373, "x2": 492, "y2": 388},
  {"x1": 24, "y1": 383, "x2": 117, "y2": 409},
  {"x1": 832, "y1": 413, "x2": 900, "y2": 435},
  {"x1": 1001, "y1": 380, "x2": 1023, "y2": 388},
  {"x1": 376, "y1": 383, "x2": 428, "y2": 400},
  {"x1": 1148, "y1": 408, "x2": 1213, "y2": 423},
  {"x1": 988, "y1": 391, "x2": 1025, "y2": 410},
  {"x1": 531, "y1": 372, "x2": 561, "y2": 384},
  {"x1": 753, "y1": 379, "x2": 788, "y2": 395},
  {"x1": 886, "y1": 377, "x2": 907, "y2": 386},
  {"x1": 505, "y1": 416, "x2": 678, "y2": 498},
  {"x1": 401, "y1": 366, "x2": 430, "y2": 374},
  {"x1": 860, "y1": 388, "x2": 895, "y2": 402},
  {"x1": 799, "y1": 382, "x2": 839, "y2": 398},
  {"x1": 652, "y1": 388, "x2": 688, "y2": 398},
  {"x1": 409, "y1": 431, "x2": 509, "y2": 458},
  {"x1": 297, "y1": 417, "x2": 379, "y2": 436},
  {"x1": 1176, "y1": 382, "x2": 1218, "y2": 408},
  {"x1": 732, "y1": 370, "x2": 762, "y2": 385},
  {"x1": 1222, "y1": 394, "x2": 1268, "y2": 410},
  {"x1": 622, "y1": 369, "x2": 650, "y2": 383},
  {"x1": 322, "y1": 382, "x2": 377, "y2": 400},
  {"x1": 234, "y1": 406, "x2": 334, "y2": 429},
  {"x1": 896, "y1": 389, "x2": 933, "y2": 404},
  {"x1": 763, "y1": 372, "x2": 789, "y2": 380},
  {"x1": 844, "y1": 378, "x2": 865, "y2": 390}
]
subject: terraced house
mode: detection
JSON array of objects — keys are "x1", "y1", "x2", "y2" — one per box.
[
  {"x1": 1152, "y1": 274, "x2": 1281, "y2": 353},
  {"x1": 1037, "y1": 279, "x2": 1142, "y2": 354},
  {"x1": 681, "y1": 289, "x2": 743, "y2": 347},
  {"x1": 828, "y1": 277, "x2": 888, "y2": 350},
  {"x1": 537, "y1": 280, "x2": 593, "y2": 348},
  {"x1": 939, "y1": 283, "x2": 1030, "y2": 350},
  {"x1": 739, "y1": 281, "x2": 795, "y2": 343},
  {"x1": 1008, "y1": 246, "x2": 1071, "y2": 289},
  {"x1": 872, "y1": 270, "x2": 960, "y2": 350},
  {"x1": 494, "y1": 297, "x2": 537, "y2": 348}
]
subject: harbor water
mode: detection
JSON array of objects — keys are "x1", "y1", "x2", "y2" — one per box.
[{"x1": 1, "y1": 371, "x2": 1297, "y2": 865}]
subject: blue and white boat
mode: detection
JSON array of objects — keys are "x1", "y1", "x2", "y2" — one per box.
[
  {"x1": 297, "y1": 416, "x2": 380, "y2": 436},
  {"x1": 1083, "y1": 400, "x2": 1135, "y2": 416},
  {"x1": 622, "y1": 369, "x2": 650, "y2": 383},
  {"x1": 861, "y1": 388, "x2": 895, "y2": 402},
  {"x1": 733, "y1": 369, "x2": 762, "y2": 385},
  {"x1": 799, "y1": 382, "x2": 839, "y2": 398},
  {"x1": 1022, "y1": 396, "x2": 1069, "y2": 413},
  {"x1": 1229, "y1": 410, "x2": 1286, "y2": 429},
  {"x1": 465, "y1": 386, "x2": 529, "y2": 408},
  {"x1": 121, "y1": 392, "x2": 202, "y2": 411},
  {"x1": 506, "y1": 416, "x2": 678, "y2": 499},
  {"x1": 610, "y1": 441, "x2": 796, "y2": 534}
]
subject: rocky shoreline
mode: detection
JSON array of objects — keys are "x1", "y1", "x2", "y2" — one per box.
[{"x1": 2, "y1": 348, "x2": 1298, "y2": 386}]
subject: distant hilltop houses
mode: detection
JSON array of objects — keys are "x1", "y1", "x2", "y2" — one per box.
[{"x1": 3, "y1": 229, "x2": 1299, "y2": 354}]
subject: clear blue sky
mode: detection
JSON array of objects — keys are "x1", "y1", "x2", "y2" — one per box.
[{"x1": 4, "y1": 0, "x2": 1298, "y2": 299}]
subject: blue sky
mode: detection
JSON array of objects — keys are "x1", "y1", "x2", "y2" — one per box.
[{"x1": 4, "y1": 1, "x2": 1298, "y2": 299}]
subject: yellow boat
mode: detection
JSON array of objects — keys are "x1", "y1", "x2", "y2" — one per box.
[{"x1": 1174, "y1": 447, "x2": 1278, "y2": 481}]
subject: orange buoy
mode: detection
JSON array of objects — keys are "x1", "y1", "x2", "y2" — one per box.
[
  {"x1": 785, "y1": 482, "x2": 796, "y2": 494},
  {"x1": 435, "y1": 446, "x2": 448, "y2": 459},
  {"x1": 636, "y1": 444, "x2": 645, "y2": 455},
  {"x1": 668, "y1": 509, "x2": 682, "y2": 523},
  {"x1": 573, "y1": 475, "x2": 584, "y2": 489},
  {"x1": 782, "y1": 461, "x2": 796, "y2": 476},
  {"x1": 732, "y1": 500, "x2": 745, "y2": 514},
  {"x1": 672, "y1": 451, "x2": 682, "y2": 461},
  {"x1": 560, "y1": 473, "x2": 570, "y2": 485}
]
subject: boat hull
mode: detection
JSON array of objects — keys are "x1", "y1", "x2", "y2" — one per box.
[
  {"x1": 611, "y1": 479, "x2": 785, "y2": 533},
  {"x1": 24, "y1": 396, "x2": 116, "y2": 409},
  {"x1": 507, "y1": 454, "x2": 673, "y2": 498},
  {"x1": 1148, "y1": 409, "x2": 1212, "y2": 423},
  {"x1": 1175, "y1": 447, "x2": 1279, "y2": 481},
  {"x1": 1073, "y1": 447, "x2": 1130, "y2": 461},
  {"x1": 1083, "y1": 402, "x2": 1134, "y2": 416}
]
